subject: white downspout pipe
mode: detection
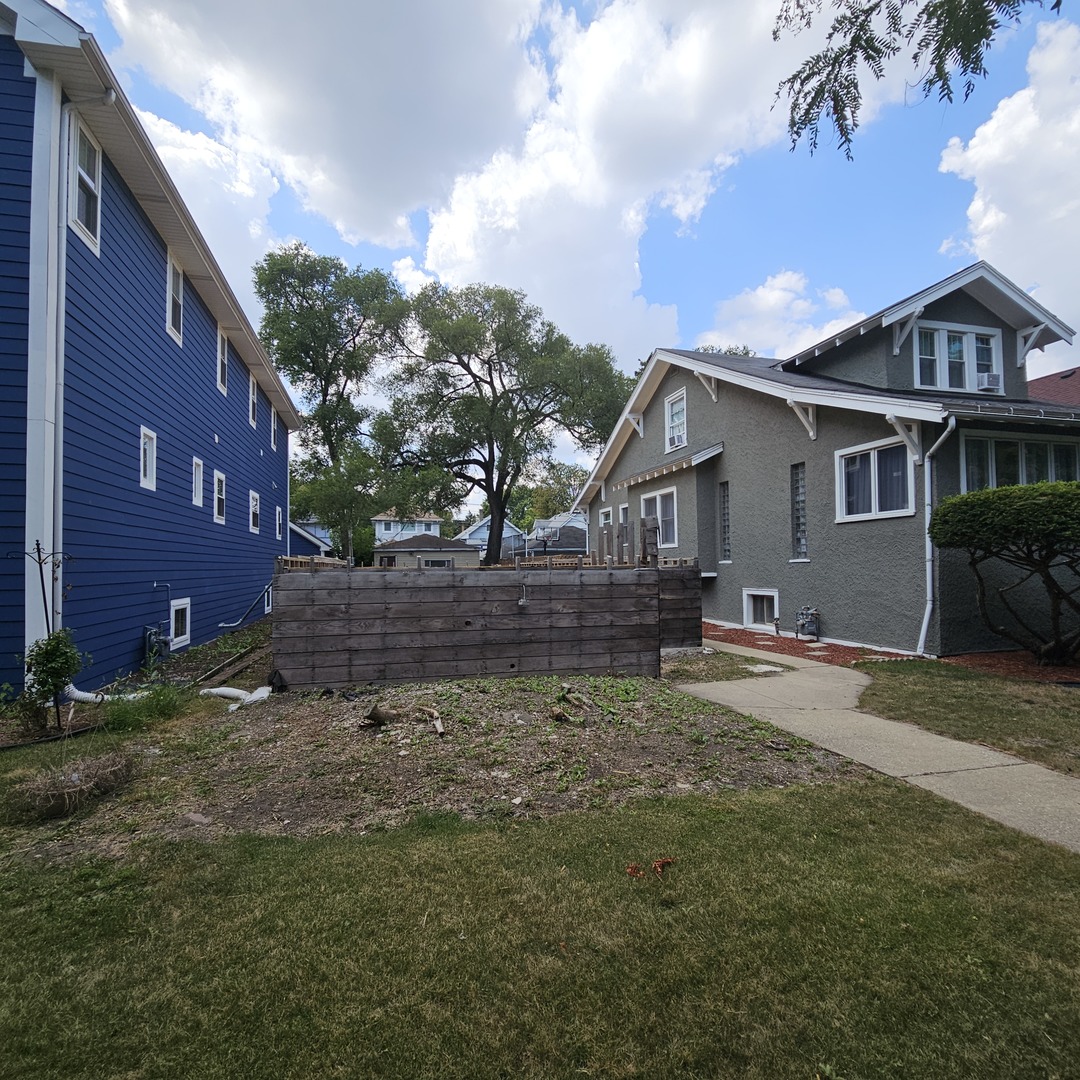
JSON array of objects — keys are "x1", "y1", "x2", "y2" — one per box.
[{"x1": 916, "y1": 416, "x2": 957, "y2": 655}]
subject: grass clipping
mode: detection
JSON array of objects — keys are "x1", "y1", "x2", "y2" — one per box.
[{"x1": 10, "y1": 752, "x2": 135, "y2": 821}]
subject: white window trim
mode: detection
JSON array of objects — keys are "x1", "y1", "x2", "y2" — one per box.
[
  {"x1": 139, "y1": 427, "x2": 157, "y2": 491},
  {"x1": 960, "y1": 431, "x2": 1080, "y2": 492},
  {"x1": 276, "y1": 505, "x2": 283, "y2": 541},
  {"x1": 618, "y1": 503, "x2": 629, "y2": 525},
  {"x1": 664, "y1": 389, "x2": 687, "y2": 453},
  {"x1": 249, "y1": 372, "x2": 258, "y2": 428},
  {"x1": 263, "y1": 586, "x2": 273, "y2": 615},
  {"x1": 192, "y1": 457, "x2": 203, "y2": 506},
  {"x1": 249, "y1": 490, "x2": 261, "y2": 534},
  {"x1": 69, "y1": 118, "x2": 101, "y2": 255},
  {"x1": 166, "y1": 251, "x2": 184, "y2": 345},
  {"x1": 217, "y1": 328, "x2": 228, "y2": 395},
  {"x1": 599, "y1": 508, "x2": 613, "y2": 527},
  {"x1": 914, "y1": 320, "x2": 1003, "y2": 394},
  {"x1": 742, "y1": 588, "x2": 779, "y2": 631},
  {"x1": 271, "y1": 405, "x2": 278, "y2": 449},
  {"x1": 834, "y1": 435, "x2": 916, "y2": 523},
  {"x1": 213, "y1": 470, "x2": 226, "y2": 524},
  {"x1": 170, "y1": 597, "x2": 191, "y2": 649},
  {"x1": 640, "y1": 486, "x2": 678, "y2": 548}
]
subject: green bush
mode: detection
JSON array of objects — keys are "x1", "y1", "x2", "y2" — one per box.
[
  {"x1": 930, "y1": 482, "x2": 1080, "y2": 664},
  {"x1": 21, "y1": 629, "x2": 89, "y2": 730}
]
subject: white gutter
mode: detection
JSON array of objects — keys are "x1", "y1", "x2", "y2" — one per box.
[{"x1": 916, "y1": 416, "x2": 957, "y2": 656}]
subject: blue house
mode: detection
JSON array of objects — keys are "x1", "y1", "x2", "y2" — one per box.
[{"x1": 1, "y1": 0, "x2": 301, "y2": 690}]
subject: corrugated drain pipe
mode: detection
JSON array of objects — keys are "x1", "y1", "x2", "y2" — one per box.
[{"x1": 916, "y1": 416, "x2": 957, "y2": 656}]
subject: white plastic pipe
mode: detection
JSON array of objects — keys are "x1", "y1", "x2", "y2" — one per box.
[{"x1": 916, "y1": 416, "x2": 957, "y2": 656}]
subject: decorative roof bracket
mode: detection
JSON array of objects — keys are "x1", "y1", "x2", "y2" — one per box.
[
  {"x1": 627, "y1": 412, "x2": 643, "y2": 437},
  {"x1": 892, "y1": 306, "x2": 924, "y2": 356},
  {"x1": 1017, "y1": 323, "x2": 1047, "y2": 367},
  {"x1": 786, "y1": 399, "x2": 817, "y2": 440},
  {"x1": 886, "y1": 414, "x2": 922, "y2": 464},
  {"x1": 695, "y1": 372, "x2": 718, "y2": 402}
]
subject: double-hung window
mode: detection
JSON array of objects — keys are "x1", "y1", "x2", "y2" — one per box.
[
  {"x1": 665, "y1": 390, "x2": 687, "y2": 451},
  {"x1": 167, "y1": 253, "x2": 184, "y2": 344},
  {"x1": 599, "y1": 508, "x2": 613, "y2": 528},
  {"x1": 916, "y1": 322, "x2": 1002, "y2": 393},
  {"x1": 641, "y1": 488, "x2": 677, "y2": 547},
  {"x1": 70, "y1": 120, "x2": 101, "y2": 253},
  {"x1": 140, "y1": 427, "x2": 157, "y2": 490},
  {"x1": 217, "y1": 329, "x2": 228, "y2": 394},
  {"x1": 835, "y1": 437, "x2": 914, "y2": 521}
]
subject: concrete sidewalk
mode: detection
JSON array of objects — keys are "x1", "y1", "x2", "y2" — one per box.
[{"x1": 679, "y1": 643, "x2": 1080, "y2": 854}]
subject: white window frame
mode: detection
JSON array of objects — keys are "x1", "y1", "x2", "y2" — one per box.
[
  {"x1": 618, "y1": 503, "x2": 629, "y2": 525},
  {"x1": 914, "y1": 321, "x2": 1002, "y2": 394},
  {"x1": 213, "y1": 470, "x2": 226, "y2": 524},
  {"x1": 599, "y1": 508, "x2": 613, "y2": 527},
  {"x1": 263, "y1": 586, "x2": 273, "y2": 615},
  {"x1": 170, "y1": 597, "x2": 191, "y2": 649},
  {"x1": 834, "y1": 435, "x2": 916, "y2": 523},
  {"x1": 641, "y1": 486, "x2": 678, "y2": 548},
  {"x1": 665, "y1": 389, "x2": 687, "y2": 453},
  {"x1": 276, "y1": 505, "x2": 283, "y2": 541},
  {"x1": 166, "y1": 252, "x2": 184, "y2": 345},
  {"x1": 139, "y1": 427, "x2": 157, "y2": 491},
  {"x1": 249, "y1": 372, "x2": 258, "y2": 428},
  {"x1": 192, "y1": 457, "x2": 203, "y2": 506},
  {"x1": 217, "y1": 328, "x2": 228, "y2": 395},
  {"x1": 960, "y1": 431, "x2": 1080, "y2": 492},
  {"x1": 742, "y1": 588, "x2": 779, "y2": 631},
  {"x1": 69, "y1": 118, "x2": 102, "y2": 254},
  {"x1": 249, "y1": 490, "x2": 261, "y2": 534},
  {"x1": 271, "y1": 405, "x2": 278, "y2": 450}
]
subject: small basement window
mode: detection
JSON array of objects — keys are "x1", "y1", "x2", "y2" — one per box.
[
  {"x1": 170, "y1": 598, "x2": 191, "y2": 649},
  {"x1": 743, "y1": 589, "x2": 778, "y2": 630}
]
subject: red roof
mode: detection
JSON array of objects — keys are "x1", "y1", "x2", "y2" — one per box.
[{"x1": 1028, "y1": 367, "x2": 1080, "y2": 407}]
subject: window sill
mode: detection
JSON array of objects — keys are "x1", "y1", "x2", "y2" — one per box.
[
  {"x1": 835, "y1": 508, "x2": 916, "y2": 523},
  {"x1": 789, "y1": 558, "x2": 810, "y2": 563},
  {"x1": 664, "y1": 443, "x2": 687, "y2": 455}
]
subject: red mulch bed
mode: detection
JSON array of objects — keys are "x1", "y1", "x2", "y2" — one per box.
[{"x1": 701, "y1": 622, "x2": 1080, "y2": 685}]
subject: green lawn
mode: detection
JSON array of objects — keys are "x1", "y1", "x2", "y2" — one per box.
[
  {"x1": 856, "y1": 660, "x2": 1080, "y2": 774},
  {"x1": 3, "y1": 779, "x2": 1079, "y2": 1080}
]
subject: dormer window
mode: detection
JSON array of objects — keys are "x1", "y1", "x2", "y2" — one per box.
[
  {"x1": 915, "y1": 322, "x2": 1002, "y2": 393},
  {"x1": 665, "y1": 390, "x2": 687, "y2": 451}
]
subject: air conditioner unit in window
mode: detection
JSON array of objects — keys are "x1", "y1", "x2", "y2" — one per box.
[{"x1": 977, "y1": 372, "x2": 1002, "y2": 391}]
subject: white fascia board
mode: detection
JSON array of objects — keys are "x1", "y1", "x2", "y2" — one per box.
[
  {"x1": 653, "y1": 350, "x2": 950, "y2": 423},
  {"x1": 8, "y1": 0, "x2": 85, "y2": 48}
]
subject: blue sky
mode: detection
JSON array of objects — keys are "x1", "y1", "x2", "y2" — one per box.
[{"x1": 62, "y1": 0, "x2": 1078, "y2": 392}]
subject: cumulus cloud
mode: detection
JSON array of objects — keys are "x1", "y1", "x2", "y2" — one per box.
[
  {"x1": 939, "y1": 19, "x2": 1080, "y2": 376},
  {"x1": 696, "y1": 271, "x2": 865, "y2": 359}
]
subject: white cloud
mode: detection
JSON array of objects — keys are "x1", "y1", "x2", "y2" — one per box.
[
  {"x1": 697, "y1": 271, "x2": 865, "y2": 358},
  {"x1": 939, "y1": 19, "x2": 1080, "y2": 377},
  {"x1": 391, "y1": 257, "x2": 436, "y2": 297}
]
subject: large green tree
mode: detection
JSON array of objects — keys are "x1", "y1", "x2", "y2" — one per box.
[
  {"x1": 478, "y1": 459, "x2": 591, "y2": 534},
  {"x1": 253, "y1": 242, "x2": 405, "y2": 467},
  {"x1": 929, "y1": 481, "x2": 1080, "y2": 665},
  {"x1": 382, "y1": 283, "x2": 631, "y2": 564},
  {"x1": 775, "y1": 0, "x2": 1064, "y2": 156}
]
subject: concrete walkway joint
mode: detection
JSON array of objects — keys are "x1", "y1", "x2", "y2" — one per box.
[{"x1": 680, "y1": 642, "x2": 1080, "y2": 855}]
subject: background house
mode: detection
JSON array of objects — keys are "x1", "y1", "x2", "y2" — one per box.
[
  {"x1": 373, "y1": 534, "x2": 481, "y2": 568},
  {"x1": 1028, "y1": 366, "x2": 1080, "y2": 407},
  {"x1": 1, "y1": 0, "x2": 300, "y2": 689},
  {"x1": 525, "y1": 510, "x2": 589, "y2": 555},
  {"x1": 577, "y1": 263, "x2": 1077, "y2": 656},
  {"x1": 289, "y1": 522, "x2": 333, "y2": 558},
  {"x1": 371, "y1": 511, "x2": 444, "y2": 545},
  {"x1": 453, "y1": 515, "x2": 526, "y2": 559}
]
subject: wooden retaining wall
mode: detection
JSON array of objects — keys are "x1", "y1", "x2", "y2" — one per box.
[{"x1": 272, "y1": 566, "x2": 702, "y2": 688}]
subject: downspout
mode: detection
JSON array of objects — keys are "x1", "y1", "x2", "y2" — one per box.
[{"x1": 916, "y1": 416, "x2": 957, "y2": 655}]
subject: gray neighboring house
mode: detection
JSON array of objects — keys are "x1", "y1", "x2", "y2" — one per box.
[
  {"x1": 577, "y1": 262, "x2": 1078, "y2": 656},
  {"x1": 526, "y1": 510, "x2": 589, "y2": 555},
  {"x1": 374, "y1": 534, "x2": 481, "y2": 568}
]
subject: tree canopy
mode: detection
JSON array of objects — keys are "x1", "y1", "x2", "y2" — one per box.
[
  {"x1": 381, "y1": 283, "x2": 632, "y2": 563},
  {"x1": 775, "y1": 0, "x2": 1064, "y2": 157},
  {"x1": 929, "y1": 481, "x2": 1080, "y2": 664}
]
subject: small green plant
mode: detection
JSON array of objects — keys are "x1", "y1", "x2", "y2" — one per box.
[{"x1": 21, "y1": 628, "x2": 88, "y2": 730}]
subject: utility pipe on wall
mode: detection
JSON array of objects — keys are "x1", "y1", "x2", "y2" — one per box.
[{"x1": 916, "y1": 416, "x2": 957, "y2": 656}]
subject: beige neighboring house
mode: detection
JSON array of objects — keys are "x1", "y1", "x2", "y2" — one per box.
[
  {"x1": 374, "y1": 534, "x2": 481, "y2": 568},
  {"x1": 372, "y1": 510, "x2": 444, "y2": 545}
]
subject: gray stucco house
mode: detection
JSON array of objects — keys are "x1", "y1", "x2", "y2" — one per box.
[{"x1": 577, "y1": 262, "x2": 1078, "y2": 656}]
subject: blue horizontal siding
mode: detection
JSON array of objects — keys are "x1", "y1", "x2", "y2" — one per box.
[
  {"x1": 61, "y1": 155, "x2": 288, "y2": 688},
  {"x1": 0, "y1": 33, "x2": 35, "y2": 689}
]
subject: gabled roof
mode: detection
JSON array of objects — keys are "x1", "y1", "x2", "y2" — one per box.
[
  {"x1": 453, "y1": 515, "x2": 525, "y2": 541},
  {"x1": 6, "y1": 0, "x2": 301, "y2": 429},
  {"x1": 289, "y1": 521, "x2": 331, "y2": 554},
  {"x1": 785, "y1": 262, "x2": 1074, "y2": 368},
  {"x1": 371, "y1": 510, "x2": 444, "y2": 522},
  {"x1": 375, "y1": 534, "x2": 475, "y2": 551}
]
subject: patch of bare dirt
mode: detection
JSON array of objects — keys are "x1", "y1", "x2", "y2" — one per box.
[{"x1": 12, "y1": 667, "x2": 860, "y2": 860}]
